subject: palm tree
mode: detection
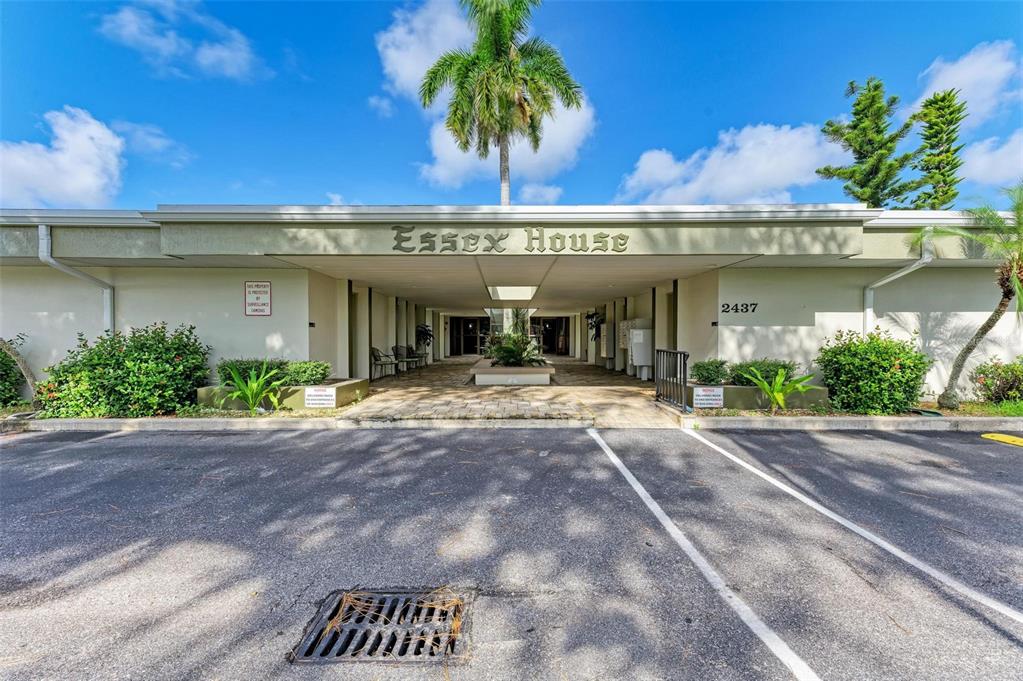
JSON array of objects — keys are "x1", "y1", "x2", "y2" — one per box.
[
  {"x1": 419, "y1": 0, "x2": 582, "y2": 205},
  {"x1": 920, "y1": 182, "x2": 1023, "y2": 409}
]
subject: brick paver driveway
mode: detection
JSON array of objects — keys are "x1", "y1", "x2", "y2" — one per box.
[{"x1": 343, "y1": 355, "x2": 679, "y2": 427}]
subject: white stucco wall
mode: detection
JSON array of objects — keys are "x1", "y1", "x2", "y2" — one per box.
[
  {"x1": 0, "y1": 266, "x2": 312, "y2": 382},
  {"x1": 716, "y1": 267, "x2": 1022, "y2": 395},
  {"x1": 307, "y1": 269, "x2": 338, "y2": 372},
  {"x1": 677, "y1": 271, "x2": 719, "y2": 362}
]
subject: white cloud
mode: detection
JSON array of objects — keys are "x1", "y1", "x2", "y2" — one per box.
[
  {"x1": 367, "y1": 95, "x2": 395, "y2": 118},
  {"x1": 519, "y1": 184, "x2": 563, "y2": 204},
  {"x1": 1, "y1": 106, "x2": 125, "y2": 208},
  {"x1": 962, "y1": 129, "x2": 1023, "y2": 186},
  {"x1": 111, "y1": 121, "x2": 193, "y2": 168},
  {"x1": 617, "y1": 123, "x2": 848, "y2": 204},
  {"x1": 374, "y1": 0, "x2": 473, "y2": 102},
  {"x1": 326, "y1": 192, "x2": 345, "y2": 205},
  {"x1": 99, "y1": 1, "x2": 266, "y2": 80},
  {"x1": 421, "y1": 99, "x2": 596, "y2": 188},
  {"x1": 912, "y1": 40, "x2": 1021, "y2": 129}
]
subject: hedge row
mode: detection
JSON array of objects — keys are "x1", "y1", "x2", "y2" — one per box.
[{"x1": 691, "y1": 330, "x2": 933, "y2": 415}]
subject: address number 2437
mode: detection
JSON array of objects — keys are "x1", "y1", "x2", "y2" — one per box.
[{"x1": 721, "y1": 302, "x2": 758, "y2": 313}]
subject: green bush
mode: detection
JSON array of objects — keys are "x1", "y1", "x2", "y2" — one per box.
[
  {"x1": 488, "y1": 333, "x2": 546, "y2": 367},
  {"x1": 815, "y1": 329, "x2": 932, "y2": 415},
  {"x1": 690, "y1": 359, "x2": 729, "y2": 385},
  {"x1": 728, "y1": 358, "x2": 797, "y2": 387},
  {"x1": 36, "y1": 323, "x2": 211, "y2": 418},
  {"x1": 0, "y1": 335, "x2": 27, "y2": 407},
  {"x1": 970, "y1": 356, "x2": 1023, "y2": 403},
  {"x1": 216, "y1": 358, "x2": 288, "y2": 385},
  {"x1": 281, "y1": 361, "x2": 332, "y2": 385},
  {"x1": 216, "y1": 358, "x2": 331, "y2": 386}
]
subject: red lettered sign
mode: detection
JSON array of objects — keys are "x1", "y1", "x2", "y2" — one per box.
[{"x1": 244, "y1": 281, "x2": 272, "y2": 316}]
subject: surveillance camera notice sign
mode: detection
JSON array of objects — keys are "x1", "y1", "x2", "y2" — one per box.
[
  {"x1": 244, "y1": 281, "x2": 272, "y2": 316},
  {"x1": 692, "y1": 386, "x2": 724, "y2": 409}
]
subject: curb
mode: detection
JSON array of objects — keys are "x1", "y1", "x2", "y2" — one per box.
[
  {"x1": 680, "y1": 416, "x2": 1023, "y2": 432},
  {"x1": 13, "y1": 417, "x2": 342, "y2": 432},
  {"x1": 336, "y1": 418, "x2": 595, "y2": 429},
  {"x1": 11, "y1": 416, "x2": 595, "y2": 432},
  {"x1": 7, "y1": 415, "x2": 1021, "y2": 433}
]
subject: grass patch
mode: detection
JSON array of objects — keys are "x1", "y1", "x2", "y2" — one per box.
[
  {"x1": 930, "y1": 400, "x2": 1023, "y2": 417},
  {"x1": 0, "y1": 402, "x2": 33, "y2": 418},
  {"x1": 173, "y1": 403, "x2": 355, "y2": 419}
]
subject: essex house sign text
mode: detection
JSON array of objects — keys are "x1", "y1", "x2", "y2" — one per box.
[{"x1": 391, "y1": 226, "x2": 630, "y2": 254}]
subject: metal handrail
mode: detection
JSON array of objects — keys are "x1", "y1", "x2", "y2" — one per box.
[{"x1": 654, "y1": 349, "x2": 689, "y2": 411}]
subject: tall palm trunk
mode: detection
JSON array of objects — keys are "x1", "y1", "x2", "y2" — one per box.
[
  {"x1": 937, "y1": 294, "x2": 1012, "y2": 409},
  {"x1": 499, "y1": 134, "x2": 511, "y2": 206}
]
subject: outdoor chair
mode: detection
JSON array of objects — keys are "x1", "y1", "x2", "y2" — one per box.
[
  {"x1": 407, "y1": 345, "x2": 428, "y2": 371},
  {"x1": 370, "y1": 347, "x2": 399, "y2": 380},
  {"x1": 391, "y1": 345, "x2": 419, "y2": 376}
]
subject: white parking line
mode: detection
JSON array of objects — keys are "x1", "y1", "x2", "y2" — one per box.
[
  {"x1": 681, "y1": 428, "x2": 1023, "y2": 626},
  {"x1": 586, "y1": 428, "x2": 821, "y2": 681}
]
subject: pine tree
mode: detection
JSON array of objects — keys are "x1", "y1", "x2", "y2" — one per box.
[
  {"x1": 817, "y1": 77, "x2": 917, "y2": 208},
  {"x1": 911, "y1": 89, "x2": 967, "y2": 209}
]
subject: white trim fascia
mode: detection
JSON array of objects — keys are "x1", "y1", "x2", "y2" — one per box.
[
  {"x1": 143, "y1": 203, "x2": 880, "y2": 224},
  {"x1": 0, "y1": 209, "x2": 156, "y2": 227},
  {"x1": 866, "y1": 209, "x2": 1014, "y2": 228}
]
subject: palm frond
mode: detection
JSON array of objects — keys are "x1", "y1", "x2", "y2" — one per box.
[{"x1": 419, "y1": 50, "x2": 472, "y2": 107}]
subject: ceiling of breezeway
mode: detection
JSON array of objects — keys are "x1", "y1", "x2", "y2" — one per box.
[{"x1": 274, "y1": 254, "x2": 747, "y2": 312}]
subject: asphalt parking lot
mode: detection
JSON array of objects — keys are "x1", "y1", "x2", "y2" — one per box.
[{"x1": 1, "y1": 428, "x2": 1021, "y2": 680}]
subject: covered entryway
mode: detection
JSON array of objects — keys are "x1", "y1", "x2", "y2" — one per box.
[{"x1": 339, "y1": 354, "x2": 682, "y2": 428}]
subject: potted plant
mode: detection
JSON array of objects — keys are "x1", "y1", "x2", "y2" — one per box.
[{"x1": 415, "y1": 323, "x2": 434, "y2": 351}]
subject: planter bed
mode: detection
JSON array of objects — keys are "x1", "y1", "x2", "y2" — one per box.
[
  {"x1": 196, "y1": 378, "x2": 369, "y2": 411},
  {"x1": 469, "y1": 358, "x2": 555, "y2": 385},
  {"x1": 686, "y1": 384, "x2": 829, "y2": 410}
]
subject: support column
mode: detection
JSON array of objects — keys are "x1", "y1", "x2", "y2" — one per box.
[
  {"x1": 587, "y1": 308, "x2": 597, "y2": 364},
  {"x1": 352, "y1": 286, "x2": 370, "y2": 379},
  {"x1": 675, "y1": 279, "x2": 685, "y2": 353},
  {"x1": 604, "y1": 300, "x2": 617, "y2": 370},
  {"x1": 615, "y1": 298, "x2": 627, "y2": 372},
  {"x1": 335, "y1": 279, "x2": 351, "y2": 378},
  {"x1": 396, "y1": 298, "x2": 407, "y2": 351},
  {"x1": 387, "y1": 296, "x2": 397, "y2": 353}
]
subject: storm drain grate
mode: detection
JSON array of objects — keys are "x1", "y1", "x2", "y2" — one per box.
[{"x1": 289, "y1": 588, "x2": 472, "y2": 664}]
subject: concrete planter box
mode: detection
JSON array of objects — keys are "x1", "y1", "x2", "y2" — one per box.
[
  {"x1": 197, "y1": 378, "x2": 369, "y2": 411},
  {"x1": 470, "y1": 358, "x2": 555, "y2": 385},
  {"x1": 686, "y1": 384, "x2": 829, "y2": 410}
]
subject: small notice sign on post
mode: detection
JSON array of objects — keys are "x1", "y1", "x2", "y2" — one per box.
[
  {"x1": 244, "y1": 281, "x2": 271, "y2": 316},
  {"x1": 304, "y1": 387, "x2": 336, "y2": 408},
  {"x1": 692, "y1": 386, "x2": 724, "y2": 409}
]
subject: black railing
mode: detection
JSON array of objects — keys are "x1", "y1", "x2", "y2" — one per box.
[{"x1": 655, "y1": 349, "x2": 689, "y2": 411}]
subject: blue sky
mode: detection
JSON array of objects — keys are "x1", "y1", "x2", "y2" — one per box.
[{"x1": 1, "y1": 0, "x2": 1020, "y2": 209}]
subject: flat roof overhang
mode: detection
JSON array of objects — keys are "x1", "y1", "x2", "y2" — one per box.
[
  {"x1": 1, "y1": 205, "x2": 1004, "y2": 309},
  {"x1": 138, "y1": 203, "x2": 883, "y2": 224}
]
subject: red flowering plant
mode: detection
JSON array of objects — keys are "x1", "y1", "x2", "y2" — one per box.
[{"x1": 36, "y1": 323, "x2": 210, "y2": 418}]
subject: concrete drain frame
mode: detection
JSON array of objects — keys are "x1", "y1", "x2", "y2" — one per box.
[{"x1": 289, "y1": 587, "x2": 474, "y2": 665}]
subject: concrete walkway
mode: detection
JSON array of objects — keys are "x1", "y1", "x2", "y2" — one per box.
[{"x1": 347, "y1": 355, "x2": 680, "y2": 428}]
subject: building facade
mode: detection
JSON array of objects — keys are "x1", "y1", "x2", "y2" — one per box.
[{"x1": 1, "y1": 204, "x2": 1018, "y2": 397}]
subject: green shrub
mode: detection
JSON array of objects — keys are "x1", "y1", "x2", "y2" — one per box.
[
  {"x1": 216, "y1": 358, "x2": 288, "y2": 385},
  {"x1": 0, "y1": 335, "x2": 27, "y2": 407},
  {"x1": 488, "y1": 333, "x2": 546, "y2": 367},
  {"x1": 815, "y1": 329, "x2": 932, "y2": 415},
  {"x1": 970, "y1": 356, "x2": 1023, "y2": 403},
  {"x1": 729, "y1": 358, "x2": 797, "y2": 387},
  {"x1": 690, "y1": 359, "x2": 729, "y2": 385},
  {"x1": 216, "y1": 358, "x2": 331, "y2": 386},
  {"x1": 281, "y1": 361, "x2": 332, "y2": 385},
  {"x1": 36, "y1": 323, "x2": 210, "y2": 418},
  {"x1": 219, "y1": 362, "x2": 286, "y2": 414},
  {"x1": 739, "y1": 366, "x2": 819, "y2": 413}
]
